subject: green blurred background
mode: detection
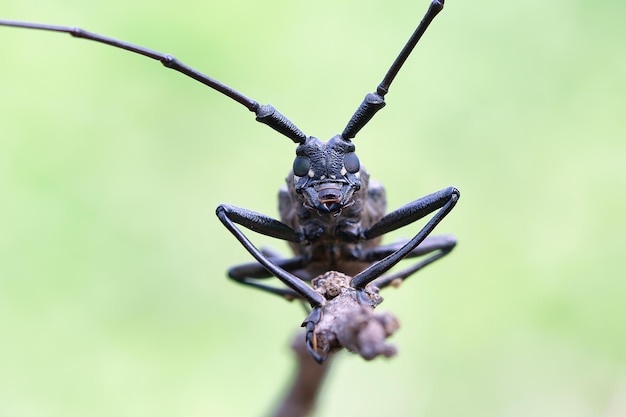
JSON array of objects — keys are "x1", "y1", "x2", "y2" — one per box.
[{"x1": 1, "y1": 0, "x2": 624, "y2": 415}]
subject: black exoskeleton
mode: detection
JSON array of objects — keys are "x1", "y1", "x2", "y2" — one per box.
[{"x1": 1, "y1": 0, "x2": 459, "y2": 363}]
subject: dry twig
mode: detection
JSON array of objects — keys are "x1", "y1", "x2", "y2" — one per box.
[{"x1": 272, "y1": 271, "x2": 400, "y2": 416}]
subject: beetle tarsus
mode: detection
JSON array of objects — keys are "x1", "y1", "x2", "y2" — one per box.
[{"x1": 302, "y1": 306, "x2": 326, "y2": 364}]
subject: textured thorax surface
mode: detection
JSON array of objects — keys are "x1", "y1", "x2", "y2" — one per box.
[{"x1": 279, "y1": 166, "x2": 386, "y2": 279}]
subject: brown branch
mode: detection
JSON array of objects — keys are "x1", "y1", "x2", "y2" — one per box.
[
  {"x1": 312, "y1": 271, "x2": 399, "y2": 360},
  {"x1": 271, "y1": 271, "x2": 400, "y2": 416},
  {"x1": 271, "y1": 331, "x2": 333, "y2": 417}
]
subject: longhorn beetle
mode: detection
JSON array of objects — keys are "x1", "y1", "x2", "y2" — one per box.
[{"x1": 1, "y1": 0, "x2": 459, "y2": 363}]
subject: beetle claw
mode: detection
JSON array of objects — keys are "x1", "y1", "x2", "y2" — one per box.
[{"x1": 302, "y1": 306, "x2": 326, "y2": 364}]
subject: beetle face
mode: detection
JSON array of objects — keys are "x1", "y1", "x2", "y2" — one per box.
[{"x1": 291, "y1": 135, "x2": 361, "y2": 214}]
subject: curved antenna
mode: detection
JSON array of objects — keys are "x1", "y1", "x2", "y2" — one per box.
[
  {"x1": 0, "y1": 20, "x2": 307, "y2": 144},
  {"x1": 341, "y1": 0, "x2": 444, "y2": 141}
]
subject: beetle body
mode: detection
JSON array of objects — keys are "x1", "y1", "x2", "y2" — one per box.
[
  {"x1": 279, "y1": 136, "x2": 386, "y2": 280},
  {"x1": 0, "y1": 0, "x2": 460, "y2": 363}
]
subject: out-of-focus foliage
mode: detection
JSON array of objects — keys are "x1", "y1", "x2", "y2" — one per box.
[{"x1": 1, "y1": 0, "x2": 624, "y2": 416}]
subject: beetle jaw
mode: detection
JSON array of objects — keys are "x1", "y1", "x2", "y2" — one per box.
[{"x1": 296, "y1": 178, "x2": 359, "y2": 214}]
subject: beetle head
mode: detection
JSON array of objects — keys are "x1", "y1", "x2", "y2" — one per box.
[{"x1": 291, "y1": 135, "x2": 361, "y2": 214}]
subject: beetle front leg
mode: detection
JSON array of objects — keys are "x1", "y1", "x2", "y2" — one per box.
[
  {"x1": 352, "y1": 186, "x2": 459, "y2": 289},
  {"x1": 215, "y1": 203, "x2": 308, "y2": 299},
  {"x1": 362, "y1": 186, "x2": 459, "y2": 240},
  {"x1": 216, "y1": 204, "x2": 324, "y2": 307},
  {"x1": 227, "y1": 256, "x2": 307, "y2": 300},
  {"x1": 359, "y1": 234, "x2": 457, "y2": 289},
  {"x1": 216, "y1": 203, "x2": 303, "y2": 242},
  {"x1": 302, "y1": 306, "x2": 327, "y2": 364}
]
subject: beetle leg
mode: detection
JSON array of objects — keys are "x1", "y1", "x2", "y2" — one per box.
[
  {"x1": 302, "y1": 306, "x2": 326, "y2": 364},
  {"x1": 352, "y1": 186, "x2": 459, "y2": 289},
  {"x1": 216, "y1": 204, "x2": 324, "y2": 307},
  {"x1": 227, "y1": 256, "x2": 307, "y2": 300},
  {"x1": 356, "y1": 234, "x2": 457, "y2": 289}
]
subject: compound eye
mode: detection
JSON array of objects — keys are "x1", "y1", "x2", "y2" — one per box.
[
  {"x1": 293, "y1": 156, "x2": 311, "y2": 177},
  {"x1": 343, "y1": 152, "x2": 360, "y2": 174}
]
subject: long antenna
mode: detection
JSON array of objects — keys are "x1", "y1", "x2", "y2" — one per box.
[
  {"x1": 341, "y1": 0, "x2": 444, "y2": 141},
  {"x1": 0, "y1": 20, "x2": 307, "y2": 144}
]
